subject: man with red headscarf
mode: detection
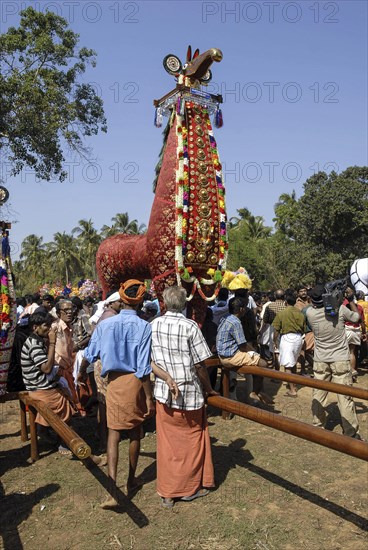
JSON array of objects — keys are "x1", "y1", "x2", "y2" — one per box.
[{"x1": 79, "y1": 280, "x2": 155, "y2": 508}]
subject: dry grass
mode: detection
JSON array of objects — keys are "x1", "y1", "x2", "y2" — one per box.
[{"x1": 1, "y1": 372, "x2": 367, "y2": 550}]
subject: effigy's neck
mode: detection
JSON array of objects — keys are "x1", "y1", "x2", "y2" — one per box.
[{"x1": 174, "y1": 100, "x2": 227, "y2": 302}]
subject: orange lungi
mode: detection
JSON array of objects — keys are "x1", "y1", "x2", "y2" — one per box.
[
  {"x1": 156, "y1": 401, "x2": 215, "y2": 499},
  {"x1": 106, "y1": 372, "x2": 147, "y2": 430},
  {"x1": 30, "y1": 388, "x2": 74, "y2": 427}
]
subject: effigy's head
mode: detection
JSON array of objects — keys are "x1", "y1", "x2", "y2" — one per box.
[{"x1": 162, "y1": 46, "x2": 223, "y2": 88}]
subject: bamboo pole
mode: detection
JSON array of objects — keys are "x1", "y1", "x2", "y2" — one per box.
[
  {"x1": 207, "y1": 395, "x2": 368, "y2": 461},
  {"x1": 19, "y1": 393, "x2": 91, "y2": 460}
]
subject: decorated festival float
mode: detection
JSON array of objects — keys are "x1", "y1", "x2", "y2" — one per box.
[
  {"x1": 0, "y1": 186, "x2": 16, "y2": 396},
  {"x1": 97, "y1": 47, "x2": 227, "y2": 325}
]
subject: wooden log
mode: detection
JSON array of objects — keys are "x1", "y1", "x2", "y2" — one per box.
[
  {"x1": 204, "y1": 358, "x2": 368, "y2": 401},
  {"x1": 207, "y1": 395, "x2": 368, "y2": 461},
  {"x1": 28, "y1": 405, "x2": 39, "y2": 462},
  {"x1": 221, "y1": 369, "x2": 230, "y2": 420},
  {"x1": 19, "y1": 393, "x2": 91, "y2": 460},
  {"x1": 238, "y1": 365, "x2": 368, "y2": 401},
  {"x1": 19, "y1": 399, "x2": 28, "y2": 442}
]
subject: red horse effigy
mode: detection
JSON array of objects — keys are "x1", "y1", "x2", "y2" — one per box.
[{"x1": 96, "y1": 47, "x2": 227, "y2": 326}]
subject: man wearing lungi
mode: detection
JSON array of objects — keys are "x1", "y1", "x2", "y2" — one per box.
[
  {"x1": 216, "y1": 297, "x2": 271, "y2": 405},
  {"x1": 21, "y1": 312, "x2": 74, "y2": 436},
  {"x1": 150, "y1": 286, "x2": 218, "y2": 509},
  {"x1": 272, "y1": 290, "x2": 307, "y2": 397},
  {"x1": 81, "y1": 280, "x2": 154, "y2": 508}
]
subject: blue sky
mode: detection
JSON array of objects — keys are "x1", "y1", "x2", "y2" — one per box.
[{"x1": 1, "y1": 0, "x2": 367, "y2": 260}]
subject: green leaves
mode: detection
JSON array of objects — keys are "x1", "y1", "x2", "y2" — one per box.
[
  {"x1": 14, "y1": 213, "x2": 147, "y2": 294},
  {"x1": 0, "y1": 7, "x2": 106, "y2": 182},
  {"x1": 228, "y1": 167, "x2": 368, "y2": 288}
]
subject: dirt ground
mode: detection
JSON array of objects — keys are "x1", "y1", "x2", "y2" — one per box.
[{"x1": 1, "y1": 371, "x2": 367, "y2": 550}]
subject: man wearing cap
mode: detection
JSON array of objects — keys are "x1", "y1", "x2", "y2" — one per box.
[
  {"x1": 79, "y1": 280, "x2": 155, "y2": 508},
  {"x1": 306, "y1": 285, "x2": 363, "y2": 439}
]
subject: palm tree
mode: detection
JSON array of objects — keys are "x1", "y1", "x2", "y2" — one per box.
[
  {"x1": 230, "y1": 208, "x2": 271, "y2": 241},
  {"x1": 273, "y1": 191, "x2": 298, "y2": 238},
  {"x1": 20, "y1": 234, "x2": 47, "y2": 279},
  {"x1": 100, "y1": 212, "x2": 146, "y2": 238},
  {"x1": 111, "y1": 212, "x2": 140, "y2": 233},
  {"x1": 246, "y1": 216, "x2": 272, "y2": 241},
  {"x1": 48, "y1": 232, "x2": 81, "y2": 283},
  {"x1": 72, "y1": 219, "x2": 102, "y2": 278}
]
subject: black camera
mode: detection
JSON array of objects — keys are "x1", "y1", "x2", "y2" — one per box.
[{"x1": 322, "y1": 278, "x2": 348, "y2": 317}]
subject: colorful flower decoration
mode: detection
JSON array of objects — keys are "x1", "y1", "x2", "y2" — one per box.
[{"x1": 174, "y1": 102, "x2": 228, "y2": 302}]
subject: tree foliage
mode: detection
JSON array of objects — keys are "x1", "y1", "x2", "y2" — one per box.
[
  {"x1": 0, "y1": 7, "x2": 107, "y2": 182},
  {"x1": 14, "y1": 212, "x2": 145, "y2": 294},
  {"x1": 227, "y1": 167, "x2": 368, "y2": 288}
]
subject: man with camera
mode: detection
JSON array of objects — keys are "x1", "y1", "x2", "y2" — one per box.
[{"x1": 306, "y1": 285, "x2": 363, "y2": 439}]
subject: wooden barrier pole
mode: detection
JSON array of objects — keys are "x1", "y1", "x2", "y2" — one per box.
[
  {"x1": 221, "y1": 369, "x2": 230, "y2": 420},
  {"x1": 207, "y1": 395, "x2": 368, "y2": 461},
  {"x1": 27, "y1": 405, "x2": 39, "y2": 462},
  {"x1": 238, "y1": 365, "x2": 368, "y2": 401},
  {"x1": 19, "y1": 399, "x2": 28, "y2": 442},
  {"x1": 19, "y1": 393, "x2": 91, "y2": 460},
  {"x1": 204, "y1": 358, "x2": 368, "y2": 400}
]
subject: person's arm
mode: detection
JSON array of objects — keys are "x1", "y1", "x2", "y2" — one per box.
[
  {"x1": 272, "y1": 314, "x2": 281, "y2": 346},
  {"x1": 141, "y1": 374, "x2": 155, "y2": 418},
  {"x1": 195, "y1": 362, "x2": 219, "y2": 397},
  {"x1": 342, "y1": 292, "x2": 361, "y2": 323},
  {"x1": 77, "y1": 356, "x2": 90, "y2": 383},
  {"x1": 151, "y1": 361, "x2": 179, "y2": 399},
  {"x1": 39, "y1": 327, "x2": 57, "y2": 374},
  {"x1": 74, "y1": 335, "x2": 91, "y2": 352}
]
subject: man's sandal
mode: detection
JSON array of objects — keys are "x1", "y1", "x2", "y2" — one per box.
[
  {"x1": 180, "y1": 488, "x2": 210, "y2": 502},
  {"x1": 161, "y1": 497, "x2": 174, "y2": 509}
]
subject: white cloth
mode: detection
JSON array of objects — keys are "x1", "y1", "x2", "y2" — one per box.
[
  {"x1": 248, "y1": 295, "x2": 257, "y2": 310},
  {"x1": 345, "y1": 326, "x2": 361, "y2": 346},
  {"x1": 89, "y1": 300, "x2": 105, "y2": 325},
  {"x1": 105, "y1": 292, "x2": 120, "y2": 304},
  {"x1": 279, "y1": 333, "x2": 303, "y2": 369},
  {"x1": 72, "y1": 349, "x2": 85, "y2": 387}
]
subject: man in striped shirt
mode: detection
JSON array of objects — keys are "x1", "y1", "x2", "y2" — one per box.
[{"x1": 21, "y1": 312, "x2": 74, "y2": 432}]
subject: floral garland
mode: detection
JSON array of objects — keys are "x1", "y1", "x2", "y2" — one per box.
[
  {"x1": 174, "y1": 101, "x2": 228, "y2": 302},
  {"x1": 39, "y1": 280, "x2": 102, "y2": 298},
  {"x1": 0, "y1": 267, "x2": 11, "y2": 344},
  {"x1": 207, "y1": 115, "x2": 228, "y2": 269}
]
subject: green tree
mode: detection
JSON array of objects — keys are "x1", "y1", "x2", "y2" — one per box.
[
  {"x1": 72, "y1": 218, "x2": 101, "y2": 278},
  {"x1": 229, "y1": 208, "x2": 271, "y2": 241},
  {"x1": 273, "y1": 190, "x2": 299, "y2": 238},
  {"x1": 227, "y1": 208, "x2": 273, "y2": 288},
  {"x1": 101, "y1": 212, "x2": 146, "y2": 237},
  {"x1": 47, "y1": 232, "x2": 81, "y2": 282},
  {"x1": 0, "y1": 7, "x2": 107, "y2": 182},
  {"x1": 272, "y1": 167, "x2": 368, "y2": 283},
  {"x1": 19, "y1": 234, "x2": 47, "y2": 281}
]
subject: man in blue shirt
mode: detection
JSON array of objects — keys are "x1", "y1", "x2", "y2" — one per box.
[
  {"x1": 217, "y1": 297, "x2": 270, "y2": 405},
  {"x1": 79, "y1": 280, "x2": 154, "y2": 509}
]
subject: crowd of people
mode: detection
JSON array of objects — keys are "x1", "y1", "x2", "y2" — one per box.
[{"x1": 8, "y1": 279, "x2": 367, "y2": 509}]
